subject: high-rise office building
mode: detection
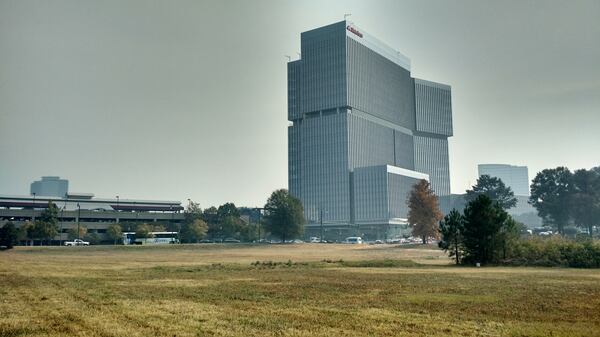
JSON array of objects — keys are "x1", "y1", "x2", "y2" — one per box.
[
  {"x1": 478, "y1": 164, "x2": 529, "y2": 196},
  {"x1": 30, "y1": 176, "x2": 69, "y2": 198},
  {"x1": 288, "y1": 21, "x2": 452, "y2": 239}
]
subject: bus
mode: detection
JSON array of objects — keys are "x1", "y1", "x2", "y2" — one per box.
[{"x1": 122, "y1": 232, "x2": 179, "y2": 245}]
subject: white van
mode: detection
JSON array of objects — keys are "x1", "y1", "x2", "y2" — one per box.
[{"x1": 344, "y1": 237, "x2": 363, "y2": 244}]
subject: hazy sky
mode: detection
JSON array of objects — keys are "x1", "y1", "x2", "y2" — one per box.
[{"x1": 1, "y1": 0, "x2": 599, "y2": 208}]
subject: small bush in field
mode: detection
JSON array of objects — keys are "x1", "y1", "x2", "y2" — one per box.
[
  {"x1": 339, "y1": 259, "x2": 421, "y2": 268},
  {"x1": 250, "y1": 260, "x2": 308, "y2": 269}
]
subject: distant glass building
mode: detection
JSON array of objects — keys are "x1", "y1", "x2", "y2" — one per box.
[
  {"x1": 443, "y1": 164, "x2": 539, "y2": 228},
  {"x1": 478, "y1": 164, "x2": 529, "y2": 196},
  {"x1": 30, "y1": 176, "x2": 69, "y2": 198},
  {"x1": 288, "y1": 21, "x2": 453, "y2": 239}
]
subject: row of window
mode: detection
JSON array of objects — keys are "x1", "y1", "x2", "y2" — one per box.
[{"x1": 60, "y1": 228, "x2": 107, "y2": 234}]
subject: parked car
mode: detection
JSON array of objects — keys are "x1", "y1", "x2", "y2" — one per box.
[
  {"x1": 64, "y1": 239, "x2": 89, "y2": 246},
  {"x1": 223, "y1": 238, "x2": 241, "y2": 243}
]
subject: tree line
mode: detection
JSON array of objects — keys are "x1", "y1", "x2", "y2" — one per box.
[
  {"x1": 180, "y1": 189, "x2": 305, "y2": 243},
  {"x1": 407, "y1": 165, "x2": 600, "y2": 266},
  {"x1": 529, "y1": 166, "x2": 600, "y2": 235}
]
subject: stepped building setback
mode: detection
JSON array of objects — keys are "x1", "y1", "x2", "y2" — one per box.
[{"x1": 287, "y1": 21, "x2": 453, "y2": 239}]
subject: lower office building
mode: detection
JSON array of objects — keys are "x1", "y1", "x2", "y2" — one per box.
[{"x1": 353, "y1": 166, "x2": 429, "y2": 237}]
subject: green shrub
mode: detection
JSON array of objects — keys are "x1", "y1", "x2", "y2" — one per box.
[{"x1": 507, "y1": 237, "x2": 600, "y2": 268}]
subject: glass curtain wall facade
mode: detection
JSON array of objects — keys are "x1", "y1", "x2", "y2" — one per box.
[
  {"x1": 414, "y1": 79, "x2": 453, "y2": 196},
  {"x1": 354, "y1": 165, "x2": 429, "y2": 225},
  {"x1": 288, "y1": 21, "x2": 453, "y2": 239}
]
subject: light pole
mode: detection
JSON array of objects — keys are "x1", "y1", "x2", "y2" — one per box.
[
  {"x1": 320, "y1": 209, "x2": 323, "y2": 242},
  {"x1": 170, "y1": 204, "x2": 177, "y2": 243},
  {"x1": 127, "y1": 200, "x2": 131, "y2": 233},
  {"x1": 177, "y1": 206, "x2": 181, "y2": 244},
  {"x1": 115, "y1": 195, "x2": 120, "y2": 224},
  {"x1": 59, "y1": 200, "x2": 67, "y2": 246},
  {"x1": 134, "y1": 201, "x2": 139, "y2": 241},
  {"x1": 32, "y1": 192, "x2": 36, "y2": 223},
  {"x1": 77, "y1": 202, "x2": 81, "y2": 240},
  {"x1": 170, "y1": 204, "x2": 174, "y2": 226},
  {"x1": 319, "y1": 208, "x2": 328, "y2": 242},
  {"x1": 185, "y1": 199, "x2": 193, "y2": 244},
  {"x1": 256, "y1": 208, "x2": 262, "y2": 243},
  {"x1": 256, "y1": 209, "x2": 261, "y2": 243}
]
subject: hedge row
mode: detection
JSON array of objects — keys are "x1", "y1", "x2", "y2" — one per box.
[{"x1": 502, "y1": 237, "x2": 600, "y2": 268}]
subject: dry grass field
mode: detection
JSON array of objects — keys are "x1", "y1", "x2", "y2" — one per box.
[{"x1": 1, "y1": 244, "x2": 600, "y2": 337}]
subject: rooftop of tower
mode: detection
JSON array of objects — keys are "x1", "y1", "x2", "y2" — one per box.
[{"x1": 300, "y1": 20, "x2": 412, "y2": 71}]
